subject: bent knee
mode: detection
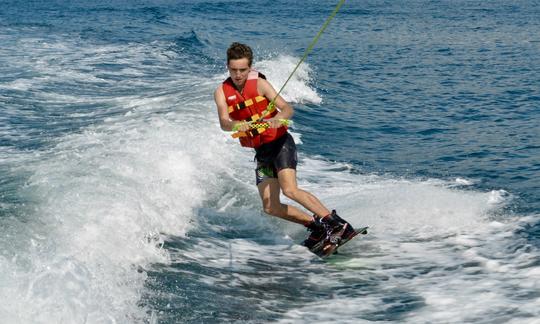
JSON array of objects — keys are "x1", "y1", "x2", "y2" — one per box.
[
  {"x1": 282, "y1": 187, "x2": 299, "y2": 200},
  {"x1": 262, "y1": 204, "x2": 282, "y2": 217}
]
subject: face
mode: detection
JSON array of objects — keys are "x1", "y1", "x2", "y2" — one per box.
[{"x1": 227, "y1": 58, "x2": 251, "y2": 89}]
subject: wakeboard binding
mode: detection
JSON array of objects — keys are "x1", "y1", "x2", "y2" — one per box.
[{"x1": 302, "y1": 210, "x2": 368, "y2": 258}]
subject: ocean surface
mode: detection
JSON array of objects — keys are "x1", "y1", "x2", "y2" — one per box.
[{"x1": 1, "y1": 0, "x2": 539, "y2": 323}]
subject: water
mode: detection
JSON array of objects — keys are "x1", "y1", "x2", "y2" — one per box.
[{"x1": 1, "y1": 0, "x2": 539, "y2": 323}]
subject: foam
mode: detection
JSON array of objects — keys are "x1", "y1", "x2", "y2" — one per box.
[
  {"x1": 0, "y1": 34, "x2": 251, "y2": 322},
  {"x1": 455, "y1": 177, "x2": 474, "y2": 186},
  {"x1": 255, "y1": 54, "x2": 322, "y2": 105},
  {"x1": 0, "y1": 117, "x2": 201, "y2": 321},
  {"x1": 273, "y1": 156, "x2": 540, "y2": 323}
]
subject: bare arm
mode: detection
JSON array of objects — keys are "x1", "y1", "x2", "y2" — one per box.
[{"x1": 257, "y1": 78, "x2": 294, "y2": 122}]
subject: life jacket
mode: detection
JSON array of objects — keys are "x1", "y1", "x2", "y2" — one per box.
[{"x1": 222, "y1": 70, "x2": 287, "y2": 148}]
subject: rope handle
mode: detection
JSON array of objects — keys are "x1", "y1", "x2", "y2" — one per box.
[
  {"x1": 232, "y1": 118, "x2": 290, "y2": 132},
  {"x1": 232, "y1": 119, "x2": 290, "y2": 138}
]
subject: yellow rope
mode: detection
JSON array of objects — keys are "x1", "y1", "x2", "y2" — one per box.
[
  {"x1": 230, "y1": 0, "x2": 346, "y2": 137},
  {"x1": 263, "y1": 0, "x2": 346, "y2": 120}
]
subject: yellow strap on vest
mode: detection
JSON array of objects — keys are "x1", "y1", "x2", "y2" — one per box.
[
  {"x1": 227, "y1": 96, "x2": 266, "y2": 114},
  {"x1": 231, "y1": 126, "x2": 267, "y2": 139}
]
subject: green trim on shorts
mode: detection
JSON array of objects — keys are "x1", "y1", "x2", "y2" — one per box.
[{"x1": 258, "y1": 166, "x2": 275, "y2": 178}]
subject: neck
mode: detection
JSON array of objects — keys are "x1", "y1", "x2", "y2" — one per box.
[{"x1": 234, "y1": 83, "x2": 245, "y2": 93}]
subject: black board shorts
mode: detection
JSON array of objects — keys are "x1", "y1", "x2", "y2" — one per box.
[{"x1": 254, "y1": 132, "x2": 298, "y2": 185}]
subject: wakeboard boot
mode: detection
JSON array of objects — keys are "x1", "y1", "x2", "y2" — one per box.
[
  {"x1": 302, "y1": 215, "x2": 327, "y2": 250},
  {"x1": 303, "y1": 212, "x2": 347, "y2": 256},
  {"x1": 304, "y1": 210, "x2": 366, "y2": 257},
  {"x1": 328, "y1": 210, "x2": 360, "y2": 245}
]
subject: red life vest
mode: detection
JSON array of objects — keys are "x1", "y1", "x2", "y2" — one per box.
[{"x1": 222, "y1": 70, "x2": 287, "y2": 148}]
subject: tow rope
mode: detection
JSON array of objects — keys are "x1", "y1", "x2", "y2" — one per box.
[{"x1": 232, "y1": 0, "x2": 346, "y2": 138}]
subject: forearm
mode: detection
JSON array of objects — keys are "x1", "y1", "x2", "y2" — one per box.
[
  {"x1": 274, "y1": 111, "x2": 293, "y2": 120},
  {"x1": 220, "y1": 118, "x2": 241, "y2": 131},
  {"x1": 273, "y1": 103, "x2": 294, "y2": 120}
]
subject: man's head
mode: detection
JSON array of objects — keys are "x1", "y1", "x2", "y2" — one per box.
[
  {"x1": 227, "y1": 42, "x2": 253, "y2": 66},
  {"x1": 227, "y1": 42, "x2": 253, "y2": 89}
]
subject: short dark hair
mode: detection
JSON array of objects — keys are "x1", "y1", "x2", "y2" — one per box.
[{"x1": 227, "y1": 42, "x2": 253, "y2": 66}]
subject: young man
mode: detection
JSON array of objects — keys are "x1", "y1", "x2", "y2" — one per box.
[{"x1": 214, "y1": 42, "x2": 356, "y2": 252}]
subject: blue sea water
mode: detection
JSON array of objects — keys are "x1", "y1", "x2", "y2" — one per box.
[{"x1": 1, "y1": 0, "x2": 539, "y2": 323}]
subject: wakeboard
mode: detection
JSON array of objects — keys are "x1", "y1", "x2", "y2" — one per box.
[{"x1": 309, "y1": 225, "x2": 369, "y2": 258}]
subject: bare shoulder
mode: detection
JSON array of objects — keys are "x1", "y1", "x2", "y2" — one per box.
[
  {"x1": 258, "y1": 77, "x2": 271, "y2": 87},
  {"x1": 214, "y1": 84, "x2": 224, "y2": 99},
  {"x1": 257, "y1": 77, "x2": 277, "y2": 96},
  {"x1": 215, "y1": 85, "x2": 228, "y2": 109}
]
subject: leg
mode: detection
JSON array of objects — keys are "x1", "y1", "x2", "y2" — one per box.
[
  {"x1": 277, "y1": 168, "x2": 331, "y2": 218},
  {"x1": 257, "y1": 178, "x2": 313, "y2": 225}
]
